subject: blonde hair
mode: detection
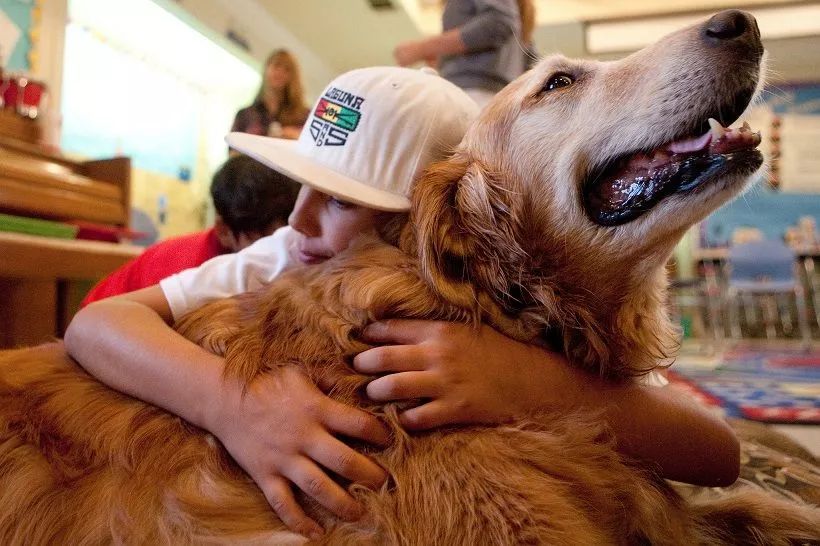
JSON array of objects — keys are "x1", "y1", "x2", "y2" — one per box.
[
  {"x1": 255, "y1": 49, "x2": 308, "y2": 126},
  {"x1": 516, "y1": 0, "x2": 535, "y2": 44}
]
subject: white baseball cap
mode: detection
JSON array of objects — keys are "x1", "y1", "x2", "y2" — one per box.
[{"x1": 226, "y1": 66, "x2": 479, "y2": 212}]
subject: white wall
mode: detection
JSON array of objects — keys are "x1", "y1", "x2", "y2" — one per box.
[
  {"x1": 169, "y1": 0, "x2": 336, "y2": 101},
  {"x1": 32, "y1": 0, "x2": 338, "y2": 125}
]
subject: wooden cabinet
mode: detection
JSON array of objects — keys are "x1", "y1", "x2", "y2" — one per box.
[{"x1": 0, "y1": 121, "x2": 141, "y2": 348}]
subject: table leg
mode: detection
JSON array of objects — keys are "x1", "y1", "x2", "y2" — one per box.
[{"x1": 0, "y1": 278, "x2": 57, "y2": 349}]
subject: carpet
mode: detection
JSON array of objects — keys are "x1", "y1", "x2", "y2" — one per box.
[{"x1": 668, "y1": 345, "x2": 820, "y2": 424}]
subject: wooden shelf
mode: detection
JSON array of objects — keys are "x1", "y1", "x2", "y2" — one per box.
[
  {"x1": 0, "y1": 135, "x2": 131, "y2": 226},
  {"x1": 0, "y1": 126, "x2": 135, "y2": 348},
  {"x1": 0, "y1": 232, "x2": 143, "y2": 349},
  {"x1": 0, "y1": 231, "x2": 142, "y2": 280}
]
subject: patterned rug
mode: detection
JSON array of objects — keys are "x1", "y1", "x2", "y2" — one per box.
[{"x1": 668, "y1": 345, "x2": 820, "y2": 424}]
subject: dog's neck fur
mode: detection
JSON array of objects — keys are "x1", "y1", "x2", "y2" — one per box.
[{"x1": 400, "y1": 153, "x2": 677, "y2": 380}]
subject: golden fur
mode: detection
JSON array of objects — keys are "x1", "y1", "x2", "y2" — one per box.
[{"x1": 1, "y1": 13, "x2": 818, "y2": 545}]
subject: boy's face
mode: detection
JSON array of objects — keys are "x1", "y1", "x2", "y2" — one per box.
[{"x1": 288, "y1": 186, "x2": 384, "y2": 265}]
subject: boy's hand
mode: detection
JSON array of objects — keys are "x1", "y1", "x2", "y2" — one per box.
[
  {"x1": 208, "y1": 366, "x2": 390, "y2": 538},
  {"x1": 354, "y1": 320, "x2": 571, "y2": 430}
]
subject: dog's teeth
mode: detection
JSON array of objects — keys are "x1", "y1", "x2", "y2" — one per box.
[{"x1": 708, "y1": 118, "x2": 726, "y2": 139}]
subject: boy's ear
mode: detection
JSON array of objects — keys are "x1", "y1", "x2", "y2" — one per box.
[{"x1": 214, "y1": 215, "x2": 239, "y2": 252}]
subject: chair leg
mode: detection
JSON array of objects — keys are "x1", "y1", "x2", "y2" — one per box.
[
  {"x1": 742, "y1": 292, "x2": 758, "y2": 334},
  {"x1": 703, "y1": 263, "x2": 724, "y2": 351},
  {"x1": 762, "y1": 295, "x2": 778, "y2": 339},
  {"x1": 801, "y1": 257, "x2": 820, "y2": 331},
  {"x1": 703, "y1": 294, "x2": 725, "y2": 354},
  {"x1": 777, "y1": 293, "x2": 793, "y2": 335},
  {"x1": 728, "y1": 288, "x2": 742, "y2": 340},
  {"x1": 795, "y1": 286, "x2": 812, "y2": 350}
]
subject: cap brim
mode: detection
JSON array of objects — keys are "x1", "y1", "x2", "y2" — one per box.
[{"x1": 226, "y1": 132, "x2": 411, "y2": 212}]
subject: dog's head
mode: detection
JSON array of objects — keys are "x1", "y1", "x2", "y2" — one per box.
[{"x1": 410, "y1": 10, "x2": 765, "y2": 378}]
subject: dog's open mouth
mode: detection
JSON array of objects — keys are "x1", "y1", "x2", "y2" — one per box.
[{"x1": 584, "y1": 118, "x2": 763, "y2": 226}]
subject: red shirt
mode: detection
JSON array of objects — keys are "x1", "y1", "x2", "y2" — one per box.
[{"x1": 81, "y1": 228, "x2": 225, "y2": 307}]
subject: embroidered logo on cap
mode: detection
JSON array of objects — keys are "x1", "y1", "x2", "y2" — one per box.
[{"x1": 309, "y1": 87, "x2": 365, "y2": 146}]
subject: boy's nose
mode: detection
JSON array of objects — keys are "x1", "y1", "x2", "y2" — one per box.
[{"x1": 288, "y1": 187, "x2": 320, "y2": 237}]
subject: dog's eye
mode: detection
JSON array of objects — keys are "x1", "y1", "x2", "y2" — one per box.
[{"x1": 542, "y1": 73, "x2": 574, "y2": 93}]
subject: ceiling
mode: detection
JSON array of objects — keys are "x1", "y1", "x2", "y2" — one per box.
[
  {"x1": 252, "y1": 0, "x2": 820, "y2": 80},
  {"x1": 400, "y1": 0, "x2": 805, "y2": 34},
  {"x1": 253, "y1": 1, "x2": 422, "y2": 72},
  {"x1": 533, "y1": 0, "x2": 800, "y2": 23}
]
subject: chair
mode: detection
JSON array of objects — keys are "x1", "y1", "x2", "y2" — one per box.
[
  {"x1": 724, "y1": 239, "x2": 811, "y2": 345},
  {"x1": 669, "y1": 266, "x2": 724, "y2": 353}
]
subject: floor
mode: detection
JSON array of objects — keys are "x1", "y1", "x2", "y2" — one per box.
[
  {"x1": 675, "y1": 339, "x2": 819, "y2": 457},
  {"x1": 772, "y1": 424, "x2": 820, "y2": 456}
]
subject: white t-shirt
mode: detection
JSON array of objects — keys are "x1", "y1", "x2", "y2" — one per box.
[
  {"x1": 641, "y1": 370, "x2": 668, "y2": 387},
  {"x1": 160, "y1": 225, "x2": 298, "y2": 321},
  {"x1": 159, "y1": 225, "x2": 668, "y2": 387}
]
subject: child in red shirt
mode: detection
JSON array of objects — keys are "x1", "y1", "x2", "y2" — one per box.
[{"x1": 81, "y1": 155, "x2": 299, "y2": 306}]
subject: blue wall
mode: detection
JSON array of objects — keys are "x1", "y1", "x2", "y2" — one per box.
[{"x1": 704, "y1": 182, "x2": 820, "y2": 246}]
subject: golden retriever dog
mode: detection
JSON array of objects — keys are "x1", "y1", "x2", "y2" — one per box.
[{"x1": 1, "y1": 9, "x2": 818, "y2": 545}]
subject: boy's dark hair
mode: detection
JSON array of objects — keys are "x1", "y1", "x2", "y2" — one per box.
[{"x1": 211, "y1": 155, "x2": 300, "y2": 235}]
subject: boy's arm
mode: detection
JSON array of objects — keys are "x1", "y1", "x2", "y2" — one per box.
[
  {"x1": 65, "y1": 286, "x2": 389, "y2": 538},
  {"x1": 68, "y1": 228, "x2": 297, "y2": 418},
  {"x1": 66, "y1": 286, "x2": 217, "y2": 429},
  {"x1": 354, "y1": 320, "x2": 740, "y2": 487}
]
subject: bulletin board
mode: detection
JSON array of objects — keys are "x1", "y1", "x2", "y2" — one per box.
[
  {"x1": 767, "y1": 84, "x2": 820, "y2": 193},
  {"x1": 746, "y1": 83, "x2": 820, "y2": 193},
  {"x1": 0, "y1": 0, "x2": 34, "y2": 71}
]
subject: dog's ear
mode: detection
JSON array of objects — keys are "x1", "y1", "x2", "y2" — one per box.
[{"x1": 408, "y1": 153, "x2": 528, "y2": 315}]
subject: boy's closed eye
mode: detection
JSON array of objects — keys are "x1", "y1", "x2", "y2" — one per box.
[{"x1": 329, "y1": 196, "x2": 356, "y2": 210}]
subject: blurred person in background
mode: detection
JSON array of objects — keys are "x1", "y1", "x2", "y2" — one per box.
[
  {"x1": 232, "y1": 49, "x2": 310, "y2": 139},
  {"x1": 394, "y1": 0, "x2": 535, "y2": 107},
  {"x1": 82, "y1": 155, "x2": 299, "y2": 306}
]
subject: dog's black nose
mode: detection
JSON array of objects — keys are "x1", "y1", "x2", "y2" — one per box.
[
  {"x1": 703, "y1": 10, "x2": 759, "y2": 42},
  {"x1": 702, "y1": 10, "x2": 762, "y2": 57},
  {"x1": 705, "y1": 10, "x2": 748, "y2": 40}
]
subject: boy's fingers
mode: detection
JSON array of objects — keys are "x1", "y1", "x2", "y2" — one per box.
[
  {"x1": 399, "y1": 400, "x2": 455, "y2": 431},
  {"x1": 262, "y1": 475, "x2": 323, "y2": 539},
  {"x1": 366, "y1": 372, "x2": 441, "y2": 402},
  {"x1": 361, "y1": 319, "x2": 433, "y2": 345},
  {"x1": 286, "y1": 459, "x2": 364, "y2": 522},
  {"x1": 353, "y1": 345, "x2": 424, "y2": 373},
  {"x1": 304, "y1": 435, "x2": 388, "y2": 489},
  {"x1": 322, "y1": 400, "x2": 391, "y2": 446}
]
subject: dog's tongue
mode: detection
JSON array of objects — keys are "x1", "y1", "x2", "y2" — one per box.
[
  {"x1": 667, "y1": 118, "x2": 762, "y2": 155},
  {"x1": 667, "y1": 130, "x2": 713, "y2": 153},
  {"x1": 622, "y1": 119, "x2": 761, "y2": 173}
]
